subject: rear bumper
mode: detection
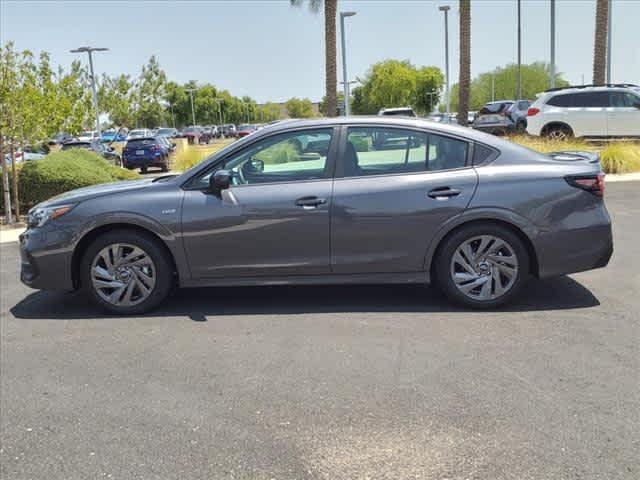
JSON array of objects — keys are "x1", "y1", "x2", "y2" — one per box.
[
  {"x1": 123, "y1": 152, "x2": 165, "y2": 168},
  {"x1": 473, "y1": 122, "x2": 515, "y2": 134},
  {"x1": 535, "y1": 220, "x2": 613, "y2": 279}
]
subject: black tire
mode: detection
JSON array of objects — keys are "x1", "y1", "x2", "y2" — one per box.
[
  {"x1": 433, "y1": 223, "x2": 530, "y2": 309},
  {"x1": 161, "y1": 158, "x2": 169, "y2": 172},
  {"x1": 80, "y1": 230, "x2": 173, "y2": 315},
  {"x1": 141, "y1": 166, "x2": 148, "y2": 174},
  {"x1": 515, "y1": 120, "x2": 527, "y2": 133},
  {"x1": 544, "y1": 124, "x2": 573, "y2": 141}
]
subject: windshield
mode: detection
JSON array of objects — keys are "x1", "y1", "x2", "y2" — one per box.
[{"x1": 157, "y1": 129, "x2": 174, "y2": 135}]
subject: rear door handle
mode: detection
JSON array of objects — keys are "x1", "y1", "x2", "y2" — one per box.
[
  {"x1": 427, "y1": 187, "x2": 462, "y2": 199},
  {"x1": 295, "y1": 196, "x2": 327, "y2": 208}
]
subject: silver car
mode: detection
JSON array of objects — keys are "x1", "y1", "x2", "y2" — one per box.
[{"x1": 19, "y1": 117, "x2": 613, "y2": 314}]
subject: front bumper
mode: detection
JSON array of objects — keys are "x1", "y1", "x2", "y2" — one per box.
[{"x1": 19, "y1": 227, "x2": 75, "y2": 291}]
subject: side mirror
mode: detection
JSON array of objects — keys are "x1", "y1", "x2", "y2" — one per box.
[{"x1": 208, "y1": 169, "x2": 232, "y2": 196}]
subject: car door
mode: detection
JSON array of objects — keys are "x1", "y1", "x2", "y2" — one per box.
[
  {"x1": 566, "y1": 91, "x2": 608, "y2": 136},
  {"x1": 330, "y1": 125, "x2": 478, "y2": 274},
  {"x1": 181, "y1": 127, "x2": 337, "y2": 279},
  {"x1": 607, "y1": 91, "x2": 640, "y2": 137}
]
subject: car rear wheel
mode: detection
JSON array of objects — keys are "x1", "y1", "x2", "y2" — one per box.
[
  {"x1": 434, "y1": 224, "x2": 530, "y2": 309},
  {"x1": 80, "y1": 231, "x2": 173, "y2": 314},
  {"x1": 545, "y1": 124, "x2": 573, "y2": 140}
]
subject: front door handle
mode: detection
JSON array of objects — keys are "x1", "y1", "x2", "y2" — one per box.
[
  {"x1": 427, "y1": 187, "x2": 462, "y2": 199},
  {"x1": 295, "y1": 196, "x2": 327, "y2": 208}
]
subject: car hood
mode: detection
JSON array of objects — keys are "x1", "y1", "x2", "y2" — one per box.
[{"x1": 37, "y1": 178, "x2": 158, "y2": 209}]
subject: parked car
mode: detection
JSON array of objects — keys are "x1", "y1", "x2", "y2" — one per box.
[
  {"x1": 181, "y1": 126, "x2": 205, "y2": 144},
  {"x1": 221, "y1": 124, "x2": 237, "y2": 138},
  {"x1": 156, "y1": 127, "x2": 179, "y2": 138},
  {"x1": 101, "y1": 129, "x2": 128, "y2": 143},
  {"x1": 157, "y1": 135, "x2": 177, "y2": 152},
  {"x1": 48, "y1": 132, "x2": 73, "y2": 146},
  {"x1": 527, "y1": 84, "x2": 640, "y2": 139},
  {"x1": 77, "y1": 130, "x2": 101, "y2": 142},
  {"x1": 378, "y1": 107, "x2": 417, "y2": 117},
  {"x1": 128, "y1": 129, "x2": 153, "y2": 140},
  {"x1": 19, "y1": 117, "x2": 613, "y2": 314},
  {"x1": 122, "y1": 137, "x2": 170, "y2": 173},
  {"x1": 236, "y1": 124, "x2": 258, "y2": 138},
  {"x1": 60, "y1": 141, "x2": 122, "y2": 166},
  {"x1": 472, "y1": 100, "x2": 530, "y2": 134}
]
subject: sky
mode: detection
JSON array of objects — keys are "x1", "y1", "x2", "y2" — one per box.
[{"x1": 2, "y1": 0, "x2": 639, "y2": 103}]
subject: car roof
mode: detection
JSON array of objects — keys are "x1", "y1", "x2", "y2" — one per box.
[{"x1": 255, "y1": 116, "x2": 500, "y2": 143}]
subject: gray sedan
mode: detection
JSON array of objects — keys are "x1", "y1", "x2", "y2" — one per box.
[{"x1": 19, "y1": 117, "x2": 613, "y2": 314}]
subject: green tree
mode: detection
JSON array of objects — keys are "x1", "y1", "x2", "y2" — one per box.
[
  {"x1": 285, "y1": 97, "x2": 317, "y2": 118},
  {"x1": 447, "y1": 62, "x2": 569, "y2": 112},
  {"x1": 291, "y1": 0, "x2": 337, "y2": 117},
  {"x1": 99, "y1": 74, "x2": 135, "y2": 128},
  {"x1": 350, "y1": 60, "x2": 444, "y2": 115},
  {"x1": 135, "y1": 55, "x2": 167, "y2": 128}
]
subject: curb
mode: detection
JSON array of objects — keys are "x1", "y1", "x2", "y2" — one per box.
[{"x1": 606, "y1": 173, "x2": 640, "y2": 183}]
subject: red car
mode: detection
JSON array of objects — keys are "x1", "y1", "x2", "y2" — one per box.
[{"x1": 236, "y1": 124, "x2": 257, "y2": 138}]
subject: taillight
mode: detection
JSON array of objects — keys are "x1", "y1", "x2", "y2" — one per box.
[
  {"x1": 527, "y1": 107, "x2": 540, "y2": 116},
  {"x1": 566, "y1": 173, "x2": 605, "y2": 197}
]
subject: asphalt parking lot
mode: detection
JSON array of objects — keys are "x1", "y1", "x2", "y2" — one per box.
[{"x1": 1, "y1": 182, "x2": 638, "y2": 480}]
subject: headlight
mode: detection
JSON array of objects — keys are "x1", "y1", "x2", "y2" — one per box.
[{"x1": 27, "y1": 204, "x2": 75, "y2": 228}]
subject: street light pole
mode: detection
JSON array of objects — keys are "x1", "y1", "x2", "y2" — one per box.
[
  {"x1": 185, "y1": 88, "x2": 197, "y2": 126},
  {"x1": 607, "y1": 0, "x2": 613, "y2": 83},
  {"x1": 438, "y1": 6, "x2": 451, "y2": 117},
  {"x1": 340, "y1": 11, "x2": 357, "y2": 116},
  {"x1": 517, "y1": 0, "x2": 522, "y2": 99},
  {"x1": 550, "y1": 0, "x2": 556, "y2": 89},
  {"x1": 70, "y1": 46, "x2": 108, "y2": 136}
]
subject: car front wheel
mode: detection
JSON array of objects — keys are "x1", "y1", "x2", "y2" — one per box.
[
  {"x1": 80, "y1": 230, "x2": 173, "y2": 314},
  {"x1": 434, "y1": 224, "x2": 529, "y2": 309}
]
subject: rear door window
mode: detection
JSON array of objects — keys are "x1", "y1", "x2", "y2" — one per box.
[
  {"x1": 342, "y1": 127, "x2": 469, "y2": 178},
  {"x1": 609, "y1": 91, "x2": 640, "y2": 108}
]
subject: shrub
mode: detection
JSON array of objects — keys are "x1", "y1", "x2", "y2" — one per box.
[
  {"x1": 17, "y1": 149, "x2": 138, "y2": 209},
  {"x1": 599, "y1": 144, "x2": 640, "y2": 174},
  {"x1": 349, "y1": 136, "x2": 371, "y2": 152},
  {"x1": 174, "y1": 141, "x2": 234, "y2": 171},
  {"x1": 255, "y1": 142, "x2": 299, "y2": 164},
  {"x1": 508, "y1": 135, "x2": 640, "y2": 174}
]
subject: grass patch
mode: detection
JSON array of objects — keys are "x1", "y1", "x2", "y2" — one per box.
[
  {"x1": 508, "y1": 135, "x2": 640, "y2": 174},
  {"x1": 174, "y1": 140, "x2": 235, "y2": 171}
]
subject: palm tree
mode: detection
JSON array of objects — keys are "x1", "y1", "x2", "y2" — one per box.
[
  {"x1": 457, "y1": 0, "x2": 471, "y2": 126},
  {"x1": 291, "y1": 0, "x2": 338, "y2": 117},
  {"x1": 592, "y1": 0, "x2": 609, "y2": 85}
]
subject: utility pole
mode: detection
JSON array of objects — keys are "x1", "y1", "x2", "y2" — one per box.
[
  {"x1": 550, "y1": 0, "x2": 556, "y2": 89},
  {"x1": 185, "y1": 88, "x2": 197, "y2": 126},
  {"x1": 492, "y1": 71, "x2": 496, "y2": 102},
  {"x1": 339, "y1": 11, "x2": 357, "y2": 116},
  {"x1": 517, "y1": 0, "x2": 522, "y2": 99},
  {"x1": 70, "y1": 46, "x2": 108, "y2": 136},
  {"x1": 607, "y1": 0, "x2": 613, "y2": 83},
  {"x1": 439, "y1": 6, "x2": 451, "y2": 117}
]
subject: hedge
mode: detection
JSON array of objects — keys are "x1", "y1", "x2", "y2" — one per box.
[{"x1": 2, "y1": 149, "x2": 139, "y2": 213}]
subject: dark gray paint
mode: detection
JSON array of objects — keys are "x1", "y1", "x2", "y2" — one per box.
[{"x1": 19, "y1": 117, "x2": 612, "y2": 292}]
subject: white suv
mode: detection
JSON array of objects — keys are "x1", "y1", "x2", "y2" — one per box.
[{"x1": 526, "y1": 85, "x2": 640, "y2": 139}]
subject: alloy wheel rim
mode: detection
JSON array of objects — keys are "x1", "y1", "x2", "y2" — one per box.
[
  {"x1": 91, "y1": 243, "x2": 156, "y2": 306},
  {"x1": 450, "y1": 235, "x2": 519, "y2": 301},
  {"x1": 549, "y1": 129, "x2": 567, "y2": 140}
]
